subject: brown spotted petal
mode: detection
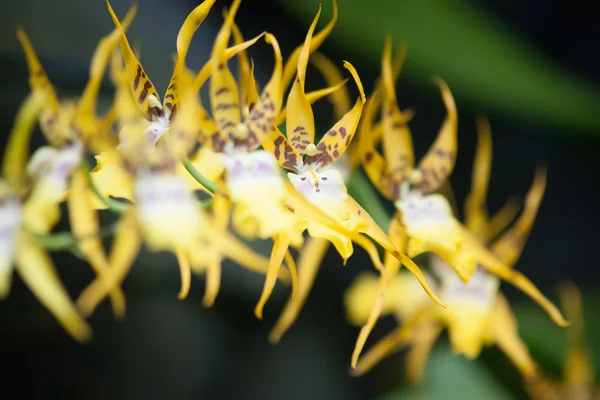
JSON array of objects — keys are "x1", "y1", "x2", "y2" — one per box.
[
  {"x1": 262, "y1": 127, "x2": 301, "y2": 172},
  {"x1": 314, "y1": 62, "x2": 365, "y2": 169},
  {"x1": 163, "y1": 0, "x2": 217, "y2": 115},
  {"x1": 243, "y1": 34, "x2": 283, "y2": 151},
  {"x1": 106, "y1": 0, "x2": 163, "y2": 119},
  {"x1": 415, "y1": 78, "x2": 458, "y2": 194}
]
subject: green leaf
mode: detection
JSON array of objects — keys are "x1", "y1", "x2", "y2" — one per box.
[
  {"x1": 379, "y1": 343, "x2": 514, "y2": 400},
  {"x1": 278, "y1": 0, "x2": 600, "y2": 131}
]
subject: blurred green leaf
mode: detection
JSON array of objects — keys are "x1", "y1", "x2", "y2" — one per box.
[
  {"x1": 379, "y1": 344, "x2": 513, "y2": 400},
  {"x1": 278, "y1": 0, "x2": 600, "y2": 131}
]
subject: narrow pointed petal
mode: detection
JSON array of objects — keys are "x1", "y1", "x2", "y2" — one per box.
[
  {"x1": 106, "y1": 0, "x2": 163, "y2": 118},
  {"x1": 282, "y1": 0, "x2": 338, "y2": 91},
  {"x1": 16, "y1": 29, "x2": 60, "y2": 112},
  {"x1": 76, "y1": 212, "x2": 142, "y2": 318},
  {"x1": 244, "y1": 34, "x2": 284, "y2": 151},
  {"x1": 314, "y1": 62, "x2": 366, "y2": 168},
  {"x1": 358, "y1": 93, "x2": 396, "y2": 200},
  {"x1": 163, "y1": 0, "x2": 217, "y2": 113},
  {"x1": 559, "y1": 282, "x2": 595, "y2": 387},
  {"x1": 15, "y1": 233, "x2": 92, "y2": 342},
  {"x1": 68, "y1": 168, "x2": 126, "y2": 317},
  {"x1": 255, "y1": 233, "x2": 291, "y2": 319},
  {"x1": 77, "y1": 3, "x2": 136, "y2": 131},
  {"x1": 310, "y1": 51, "x2": 351, "y2": 120},
  {"x1": 464, "y1": 116, "x2": 492, "y2": 239},
  {"x1": 472, "y1": 233, "x2": 568, "y2": 327},
  {"x1": 176, "y1": 249, "x2": 191, "y2": 300},
  {"x1": 491, "y1": 167, "x2": 547, "y2": 267},
  {"x1": 269, "y1": 237, "x2": 329, "y2": 343},
  {"x1": 416, "y1": 78, "x2": 458, "y2": 193},
  {"x1": 381, "y1": 38, "x2": 414, "y2": 188},
  {"x1": 210, "y1": 0, "x2": 242, "y2": 142},
  {"x1": 283, "y1": 250, "x2": 298, "y2": 300},
  {"x1": 2, "y1": 92, "x2": 45, "y2": 190},
  {"x1": 276, "y1": 79, "x2": 348, "y2": 126},
  {"x1": 406, "y1": 323, "x2": 443, "y2": 386},
  {"x1": 202, "y1": 259, "x2": 222, "y2": 308},
  {"x1": 492, "y1": 295, "x2": 537, "y2": 378},
  {"x1": 484, "y1": 196, "x2": 521, "y2": 243},
  {"x1": 351, "y1": 324, "x2": 415, "y2": 374}
]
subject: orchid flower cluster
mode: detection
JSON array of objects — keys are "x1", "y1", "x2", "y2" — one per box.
[{"x1": 1, "y1": 0, "x2": 588, "y2": 395}]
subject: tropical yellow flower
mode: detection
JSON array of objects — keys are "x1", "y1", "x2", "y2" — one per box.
[
  {"x1": 347, "y1": 117, "x2": 566, "y2": 378},
  {"x1": 0, "y1": 95, "x2": 91, "y2": 342},
  {"x1": 14, "y1": 9, "x2": 141, "y2": 317},
  {"x1": 526, "y1": 283, "x2": 599, "y2": 400},
  {"x1": 353, "y1": 40, "x2": 567, "y2": 367},
  {"x1": 75, "y1": 39, "x2": 281, "y2": 316},
  {"x1": 263, "y1": 8, "x2": 442, "y2": 342}
]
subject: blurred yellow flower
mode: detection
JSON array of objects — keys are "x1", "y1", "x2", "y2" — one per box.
[{"x1": 348, "y1": 117, "x2": 565, "y2": 378}]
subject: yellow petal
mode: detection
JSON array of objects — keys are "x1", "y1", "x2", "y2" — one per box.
[
  {"x1": 175, "y1": 248, "x2": 191, "y2": 300},
  {"x1": 76, "y1": 212, "x2": 142, "y2": 317},
  {"x1": 68, "y1": 168, "x2": 126, "y2": 318},
  {"x1": 464, "y1": 116, "x2": 492, "y2": 240},
  {"x1": 106, "y1": 0, "x2": 163, "y2": 118},
  {"x1": 314, "y1": 62, "x2": 365, "y2": 168},
  {"x1": 282, "y1": 0, "x2": 338, "y2": 92},
  {"x1": 15, "y1": 28, "x2": 60, "y2": 118},
  {"x1": 15, "y1": 232, "x2": 92, "y2": 342},
  {"x1": 276, "y1": 78, "x2": 348, "y2": 127},
  {"x1": 90, "y1": 151, "x2": 134, "y2": 207},
  {"x1": 255, "y1": 233, "x2": 291, "y2": 319},
  {"x1": 491, "y1": 167, "x2": 546, "y2": 267},
  {"x1": 163, "y1": 0, "x2": 217, "y2": 114},
  {"x1": 229, "y1": 16, "x2": 259, "y2": 115},
  {"x1": 262, "y1": 126, "x2": 302, "y2": 171},
  {"x1": 483, "y1": 196, "x2": 521, "y2": 244},
  {"x1": 76, "y1": 3, "x2": 137, "y2": 137},
  {"x1": 202, "y1": 258, "x2": 222, "y2": 308},
  {"x1": 351, "y1": 323, "x2": 416, "y2": 375},
  {"x1": 285, "y1": 7, "x2": 320, "y2": 154},
  {"x1": 193, "y1": 32, "x2": 265, "y2": 93},
  {"x1": 310, "y1": 51, "x2": 351, "y2": 120},
  {"x1": 471, "y1": 232, "x2": 568, "y2": 327},
  {"x1": 358, "y1": 93, "x2": 396, "y2": 200},
  {"x1": 2, "y1": 92, "x2": 45, "y2": 191},
  {"x1": 381, "y1": 38, "x2": 414, "y2": 188},
  {"x1": 415, "y1": 78, "x2": 458, "y2": 193},
  {"x1": 269, "y1": 237, "x2": 329, "y2": 343},
  {"x1": 210, "y1": 0, "x2": 242, "y2": 142},
  {"x1": 559, "y1": 282, "x2": 595, "y2": 387},
  {"x1": 243, "y1": 34, "x2": 284, "y2": 151},
  {"x1": 491, "y1": 295, "x2": 538, "y2": 378},
  {"x1": 405, "y1": 323, "x2": 443, "y2": 386}
]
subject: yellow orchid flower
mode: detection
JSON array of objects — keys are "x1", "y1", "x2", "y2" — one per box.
[
  {"x1": 269, "y1": 53, "x2": 359, "y2": 343},
  {"x1": 263, "y1": 6, "x2": 441, "y2": 340},
  {"x1": 0, "y1": 95, "x2": 91, "y2": 342},
  {"x1": 14, "y1": 8, "x2": 140, "y2": 317},
  {"x1": 353, "y1": 40, "x2": 567, "y2": 366},
  {"x1": 526, "y1": 283, "x2": 599, "y2": 400},
  {"x1": 76, "y1": 57, "x2": 284, "y2": 317},
  {"x1": 347, "y1": 117, "x2": 566, "y2": 379}
]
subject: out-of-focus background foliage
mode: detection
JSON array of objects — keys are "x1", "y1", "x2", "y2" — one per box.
[{"x1": 0, "y1": 0, "x2": 599, "y2": 399}]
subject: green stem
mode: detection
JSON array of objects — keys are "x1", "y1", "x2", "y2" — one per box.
[
  {"x1": 347, "y1": 169, "x2": 392, "y2": 231},
  {"x1": 82, "y1": 158, "x2": 131, "y2": 214},
  {"x1": 182, "y1": 158, "x2": 217, "y2": 194},
  {"x1": 35, "y1": 222, "x2": 119, "y2": 251}
]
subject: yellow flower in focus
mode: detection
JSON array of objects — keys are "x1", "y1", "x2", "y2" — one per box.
[
  {"x1": 347, "y1": 117, "x2": 565, "y2": 380},
  {"x1": 526, "y1": 283, "x2": 599, "y2": 400},
  {"x1": 264, "y1": 7, "x2": 442, "y2": 342}
]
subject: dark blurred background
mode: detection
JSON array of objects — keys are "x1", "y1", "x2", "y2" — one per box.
[{"x1": 1, "y1": 0, "x2": 599, "y2": 399}]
